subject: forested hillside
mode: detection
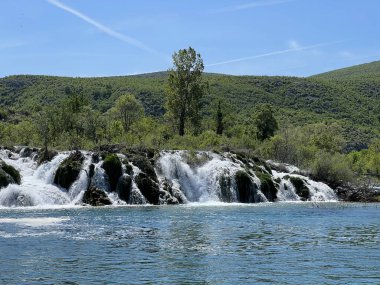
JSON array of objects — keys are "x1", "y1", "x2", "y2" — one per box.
[{"x1": 0, "y1": 61, "x2": 380, "y2": 149}]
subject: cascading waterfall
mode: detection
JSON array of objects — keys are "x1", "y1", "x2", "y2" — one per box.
[
  {"x1": 157, "y1": 151, "x2": 248, "y2": 202},
  {"x1": 0, "y1": 148, "x2": 338, "y2": 208},
  {"x1": 0, "y1": 151, "x2": 70, "y2": 207}
]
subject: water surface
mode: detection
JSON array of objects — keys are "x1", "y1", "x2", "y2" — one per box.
[{"x1": 0, "y1": 203, "x2": 379, "y2": 284}]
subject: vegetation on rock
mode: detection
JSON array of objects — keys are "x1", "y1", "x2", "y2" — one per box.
[
  {"x1": 289, "y1": 177, "x2": 310, "y2": 201},
  {"x1": 102, "y1": 154, "x2": 122, "y2": 192},
  {"x1": 54, "y1": 151, "x2": 84, "y2": 189},
  {"x1": 255, "y1": 172, "x2": 277, "y2": 201}
]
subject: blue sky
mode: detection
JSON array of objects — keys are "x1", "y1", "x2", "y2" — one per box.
[{"x1": 1, "y1": 0, "x2": 379, "y2": 77}]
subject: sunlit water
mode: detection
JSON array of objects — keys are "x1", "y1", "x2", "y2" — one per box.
[{"x1": 0, "y1": 203, "x2": 379, "y2": 285}]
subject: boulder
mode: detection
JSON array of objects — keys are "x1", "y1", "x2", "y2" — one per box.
[
  {"x1": 235, "y1": 170, "x2": 265, "y2": 203},
  {"x1": 116, "y1": 174, "x2": 132, "y2": 202},
  {"x1": 135, "y1": 172, "x2": 160, "y2": 205},
  {"x1": 0, "y1": 160, "x2": 21, "y2": 188},
  {"x1": 102, "y1": 154, "x2": 122, "y2": 192},
  {"x1": 128, "y1": 155, "x2": 157, "y2": 182},
  {"x1": 219, "y1": 175, "x2": 233, "y2": 202},
  {"x1": 38, "y1": 149, "x2": 58, "y2": 165},
  {"x1": 159, "y1": 178, "x2": 185, "y2": 205},
  {"x1": 335, "y1": 184, "x2": 380, "y2": 202},
  {"x1": 235, "y1": 170, "x2": 253, "y2": 202},
  {"x1": 83, "y1": 186, "x2": 112, "y2": 206},
  {"x1": 289, "y1": 176, "x2": 310, "y2": 201},
  {"x1": 256, "y1": 172, "x2": 278, "y2": 202},
  {"x1": 54, "y1": 151, "x2": 84, "y2": 189},
  {"x1": 20, "y1": 147, "x2": 38, "y2": 158}
]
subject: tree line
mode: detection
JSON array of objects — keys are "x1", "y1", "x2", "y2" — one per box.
[{"x1": 0, "y1": 47, "x2": 379, "y2": 186}]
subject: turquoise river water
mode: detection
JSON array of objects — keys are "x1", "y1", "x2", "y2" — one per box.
[{"x1": 0, "y1": 203, "x2": 379, "y2": 284}]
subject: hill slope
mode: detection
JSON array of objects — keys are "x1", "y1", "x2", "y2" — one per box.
[
  {"x1": 1, "y1": 62, "x2": 380, "y2": 149},
  {"x1": 312, "y1": 61, "x2": 380, "y2": 80}
]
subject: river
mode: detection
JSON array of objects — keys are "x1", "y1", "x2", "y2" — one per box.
[{"x1": 0, "y1": 203, "x2": 379, "y2": 284}]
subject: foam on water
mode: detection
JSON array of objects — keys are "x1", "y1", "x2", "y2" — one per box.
[{"x1": 0, "y1": 217, "x2": 70, "y2": 227}]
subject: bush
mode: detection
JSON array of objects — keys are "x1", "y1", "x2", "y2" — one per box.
[{"x1": 311, "y1": 151, "x2": 354, "y2": 187}]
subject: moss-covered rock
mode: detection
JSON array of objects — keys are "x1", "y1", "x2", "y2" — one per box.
[
  {"x1": 134, "y1": 172, "x2": 159, "y2": 205},
  {"x1": 159, "y1": 178, "x2": 185, "y2": 205},
  {"x1": 219, "y1": 175, "x2": 233, "y2": 202},
  {"x1": 116, "y1": 175, "x2": 132, "y2": 202},
  {"x1": 235, "y1": 170, "x2": 251, "y2": 203},
  {"x1": 37, "y1": 149, "x2": 58, "y2": 165},
  {"x1": 83, "y1": 186, "x2": 112, "y2": 206},
  {"x1": 256, "y1": 172, "x2": 277, "y2": 202},
  {"x1": 128, "y1": 155, "x2": 157, "y2": 182},
  {"x1": 0, "y1": 160, "x2": 21, "y2": 185},
  {"x1": 289, "y1": 176, "x2": 310, "y2": 201},
  {"x1": 20, "y1": 147, "x2": 39, "y2": 158},
  {"x1": 102, "y1": 154, "x2": 122, "y2": 192},
  {"x1": 122, "y1": 159, "x2": 134, "y2": 175},
  {"x1": 54, "y1": 151, "x2": 84, "y2": 190}
]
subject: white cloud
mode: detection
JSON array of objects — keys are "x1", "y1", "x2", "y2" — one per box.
[
  {"x1": 212, "y1": 0, "x2": 294, "y2": 13},
  {"x1": 288, "y1": 40, "x2": 301, "y2": 49},
  {"x1": 46, "y1": 0, "x2": 162, "y2": 55},
  {"x1": 206, "y1": 41, "x2": 341, "y2": 67}
]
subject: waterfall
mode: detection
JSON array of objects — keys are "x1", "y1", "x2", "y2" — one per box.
[
  {"x1": 0, "y1": 150, "x2": 71, "y2": 207},
  {"x1": 0, "y1": 148, "x2": 338, "y2": 208}
]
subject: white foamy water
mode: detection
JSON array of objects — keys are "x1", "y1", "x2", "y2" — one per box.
[
  {"x1": 0, "y1": 149, "x2": 338, "y2": 208},
  {"x1": 0, "y1": 217, "x2": 70, "y2": 227}
]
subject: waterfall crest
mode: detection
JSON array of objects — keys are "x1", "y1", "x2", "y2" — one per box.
[{"x1": 0, "y1": 148, "x2": 337, "y2": 208}]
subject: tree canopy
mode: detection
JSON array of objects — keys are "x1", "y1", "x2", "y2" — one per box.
[{"x1": 166, "y1": 47, "x2": 207, "y2": 136}]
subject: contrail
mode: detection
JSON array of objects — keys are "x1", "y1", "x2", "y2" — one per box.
[
  {"x1": 212, "y1": 0, "x2": 294, "y2": 13},
  {"x1": 206, "y1": 42, "x2": 342, "y2": 67},
  {"x1": 46, "y1": 0, "x2": 161, "y2": 55}
]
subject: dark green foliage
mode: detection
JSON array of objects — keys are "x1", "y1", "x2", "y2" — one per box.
[
  {"x1": 102, "y1": 154, "x2": 122, "y2": 192},
  {"x1": 256, "y1": 172, "x2": 277, "y2": 202},
  {"x1": 1, "y1": 61, "x2": 380, "y2": 147},
  {"x1": 253, "y1": 104, "x2": 278, "y2": 141},
  {"x1": 54, "y1": 151, "x2": 84, "y2": 189},
  {"x1": 166, "y1": 47, "x2": 207, "y2": 136},
  {"x1": 289, "y1": 176, "x2": 310, "y2": 201},
  {"x1": 134, "y1": 173, "x2": 160, "y2": 205},
  {"x1": 216, "y1": 100, "x2": 224, "y2": 135},
  {"x1": 0, "y1": 161, "x2": 21, "y2": 184},
  {"x1": 235, "y1": 170, "x2": 254, "y2": 203},
  {"x1": 83, "y1": 186, "x2": 112, "y2": 206}
]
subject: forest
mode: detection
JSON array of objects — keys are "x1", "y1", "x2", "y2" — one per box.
[{"x1": 0, "y1": 51, "x2": 380, "y2": 188}]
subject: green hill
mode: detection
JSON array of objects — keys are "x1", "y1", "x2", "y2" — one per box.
[
  {"x1": 312, "y1": 60, "x2": 380, "y2": 80},
  {"x1": 1, "y1": 61, "x2": 380, "y2": 150}
]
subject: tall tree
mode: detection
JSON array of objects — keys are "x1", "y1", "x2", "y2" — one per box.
[
  {"x1": 34, "y1": 107, "x2": 57, "y2": 153},
  {"x1": 253, "y1": 104, "x2": 278, "y2": 141},
  {"x1": 166, "y1": 47, "x2": 207, "y2": 136},
  {"x1": 112, "y1": 94, "x2": 144, "y2": 133}
]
